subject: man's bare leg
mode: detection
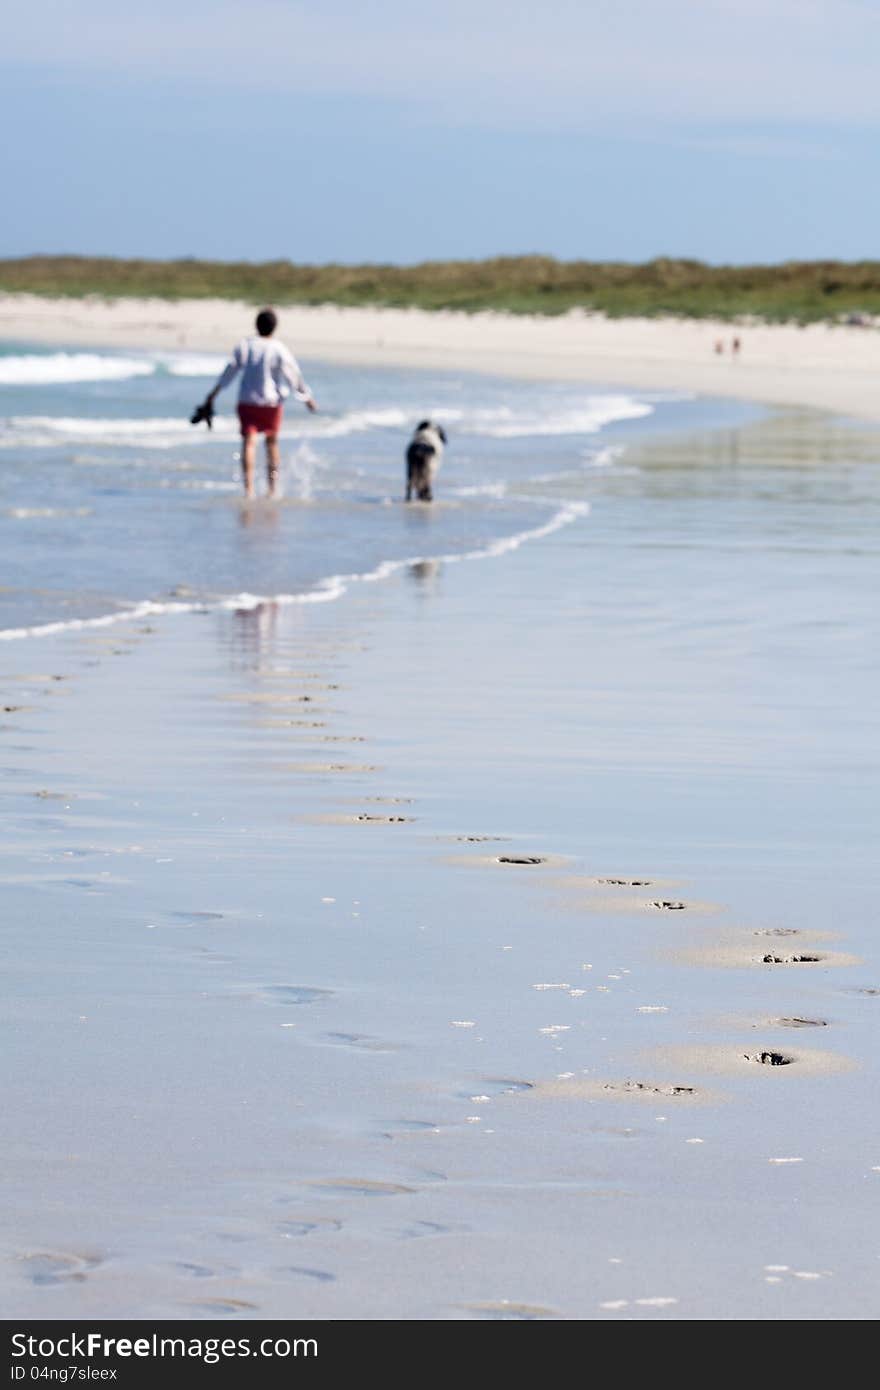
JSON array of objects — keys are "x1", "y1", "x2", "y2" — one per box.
[
  {"x1": 266, "y1": 434, "x2": 281, "y2": 497},
  {"x1": 241, "y1": 433, "x2": 257, "y2": 497}
]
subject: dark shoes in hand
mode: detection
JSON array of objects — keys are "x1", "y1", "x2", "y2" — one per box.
[{"x1": 190, "y1": 400, "x2": 214, "y2": 429}]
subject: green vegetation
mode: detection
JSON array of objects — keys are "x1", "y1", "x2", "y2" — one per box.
[{"x1": 1, "y1": 254, "x2": 880, "y2": 323}]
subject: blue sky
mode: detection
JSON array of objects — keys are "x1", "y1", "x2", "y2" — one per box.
[{"x1": 3, "y1": 1, "x2": 878, "y2": 264}]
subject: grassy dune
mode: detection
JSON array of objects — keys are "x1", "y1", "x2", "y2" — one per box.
[{"x1": 2, "y1": 255, "x2": 880, "y2": 323}]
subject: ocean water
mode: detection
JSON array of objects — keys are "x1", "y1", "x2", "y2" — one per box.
[{"x1": 0, "y1": 342, "x2": 756, "y2": 636}]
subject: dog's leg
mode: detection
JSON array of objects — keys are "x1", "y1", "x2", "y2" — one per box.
[{"x1": 421, "y1": 458, "x2": 435, "y2": 503}]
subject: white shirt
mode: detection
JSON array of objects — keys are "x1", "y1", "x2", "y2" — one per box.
[{"x1": 214, "y1": 336, "x2": 311, "y2": 407}]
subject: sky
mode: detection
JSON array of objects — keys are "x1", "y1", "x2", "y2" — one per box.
[{"x1": 2, "y1": 0, "x2": 878, "y2": 265}]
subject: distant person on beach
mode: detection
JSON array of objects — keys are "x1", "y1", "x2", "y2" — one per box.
[
  {"x1": 714, "y1": 339, "x2": 724, "y2": 355},
  {"x1": 731, "y1": 336, "x2": 741, "y2": 356},
  {"x1": 196, "y1": 309, "x2": 318, "y2": 499}
]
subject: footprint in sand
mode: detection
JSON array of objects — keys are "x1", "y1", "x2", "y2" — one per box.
[
  {"x1": 743, "y1": 1051, "x2": 796, "y2": 1067},
  {"x1": 650, "y1": 900, "x2": 688, "y2": 911},
  {"x1": 597, "y1": 878, "x2": 653, "y2": 887},
  {"x1": 258, "y1": 985, "x2": 333, "y2": 1006},
  {"x1": 275, "y1": 1219, "x2": 343, "y2": 1237},
  {"x1": 645, "y1": 1042, "x2": 852, "y2": 1077},
  {"x1": 354, "y1": 813, "x2": 414, "y2": 824},
  {"x1": 397, "y1": 1219, "x2": 467, "y2": 1239},
  {"x1": 762, "y1": 953, "x2": 824, "y2": 964},
  {"x1": 382, "y1": 1119, "x2": 441, "y2": 1139},
  {"x1": 276, "y1": 1266, "x2": 336, "y2": 1283},
  {"x1": 461, "y1": 1078, "x2": 534, "y2": 1100},
  {"x1": 461, "y1": 1301, "x2": 559, "y2": 1320},
  {"x1": 322, "y1": 1031, "x2": 400, "y2": 1053},
  {"x1": 766, "y1": 1017, "x2": 828, "y2": 1029},
  {"x1": 252, "y1": 669, "x2": 323, "y2": 679},
  {"x1": 532, "y1": 1077, "x2": 700, "y2": 1101},
  {"x1": 306, "y1": 1178, "x2": 416, "y2": 1197},
  {"x1": 256, "y1": 718, "x2": 327, "y2": 728},
  {"x1": 222, "y1": 692, "x2": 322, "y2": 705},
  {"x1": 675, "y1": 938, "x2": 857, "y2": 969},
  {"x1": 185, "y1": 1298, "x2": 258, "y2": 1315},
  {"x1": 19, "y1": 1252, "x2": 102, "y2": 1286},
  {"x1": 604, "y1": 1080, "x2": 696, "y2": 1097},
  {"x1": 452, "y1": 835, "x2": 508, "y2": 842},
  {"x1": 453, "y1": 846, "x2": 573, "y2": 867},
  {"x1": 171, "y1": 946, "x2": 233, "y2": 967},
  {"x1": 172, "y1": 1261, "x2": 239, "y2": 1279},
  {"x1": 754, "y1": 927, "x2": 800, "y2": 938},
  {"x1": 6, "y1": 673, "x2": 66, "y2": 684}
]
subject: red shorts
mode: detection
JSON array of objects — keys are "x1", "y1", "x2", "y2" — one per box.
[{"x1": 237, "y1": 403, "x2": 283, "y2": 436}]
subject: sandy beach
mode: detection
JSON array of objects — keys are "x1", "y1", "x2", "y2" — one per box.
[
  {"x1": 2, "y1": 293, "x2": 880, "y2": 422},
  {"x1": 0, "y1": 311, "x2": 879, "y2": 1321},
  {"x1": 2, "y1": 460, "x2": 878, "y2": 1320}
]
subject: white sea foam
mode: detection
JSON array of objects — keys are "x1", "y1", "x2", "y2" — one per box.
[
  {"x1": 400, "y1": 398, "x2": 651, "y2": 438},
  {"x1": 582, "y1": 445, "x2": 627, "y2": 468},
  {"x1": 0, "y1": 353, "x2": 155, "y2": 385},
  {"x1": 525, "y1": 444, "x2": 632, "y2": 486},
  {"x1": 285, "y1": 442, "x2": 327, "y2": 501},
  {"x1": 0, "y1": 395, "x2": 650, "y2": 451},
  {"x1": 449, "y1": 396, "x2": 652, "y2": 438},
  {"x1": 152, "y1": 353, "x2": 227, "y2": 377},
  {"x1": 450, "y1": 482, "x2": 509, "y2": 499},
  {"x1": 0, "y1": 500, "x2": 589, "y2": 641},
  {"x1": 0, "y1": 407, "x2": 411, "y2": 450},
  {"x1": 0, "y1": 349, "x2": 224, "y2": 385},
  {"x1": 0, "y1": 583, "x2": 350, "y2": 640},
  {"x1": 298, "y1": 408, "x2": 408, "y2": 438},
  {"x1": 0, "y1": 598, "x2": 204, "y2": 641},
  {"x1": 0, "y1": 415, "x2": 238, "y2": 449}
]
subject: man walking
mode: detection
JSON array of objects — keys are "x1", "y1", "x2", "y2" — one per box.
[{"x1": 199, "y1": 308, "x2": 317, "y2": 497}]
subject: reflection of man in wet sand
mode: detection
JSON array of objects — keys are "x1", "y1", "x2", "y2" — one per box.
[{"x1": 199, "y1": 308, "x2": 318, "y2": 498}]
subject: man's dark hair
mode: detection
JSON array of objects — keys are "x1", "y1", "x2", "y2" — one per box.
[{"x1": 256, "y1": 308, "x2": 278, "y2": 337}]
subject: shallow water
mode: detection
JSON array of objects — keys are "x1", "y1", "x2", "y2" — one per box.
[{"x1": 0, "y1": 343, "x2": 755, "y2": 633}]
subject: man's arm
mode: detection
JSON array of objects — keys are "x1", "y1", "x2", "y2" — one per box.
[
  {"x1": 277, "y1": 347, "x2": 318, "y2": 412},
  {"x1": 204, "y1": 343, "x2": 244, "y2": 406}
]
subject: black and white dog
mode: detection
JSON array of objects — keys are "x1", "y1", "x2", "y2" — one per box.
[{"x1": 405, "y1": 420, "x2": 447, "y2": 502}]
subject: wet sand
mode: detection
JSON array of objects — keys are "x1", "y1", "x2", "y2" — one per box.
[{"x1": 2, "y1": 403, "x2": 879, "y2": 1321}]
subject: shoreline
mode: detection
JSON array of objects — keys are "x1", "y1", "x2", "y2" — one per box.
[{"x1": 2, "y1": 292, "x2": 880, "y2": 422}]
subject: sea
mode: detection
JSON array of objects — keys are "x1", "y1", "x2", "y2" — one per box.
[{"x1": 0, "y1": 342, "x2": 756, "y2": 637}]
